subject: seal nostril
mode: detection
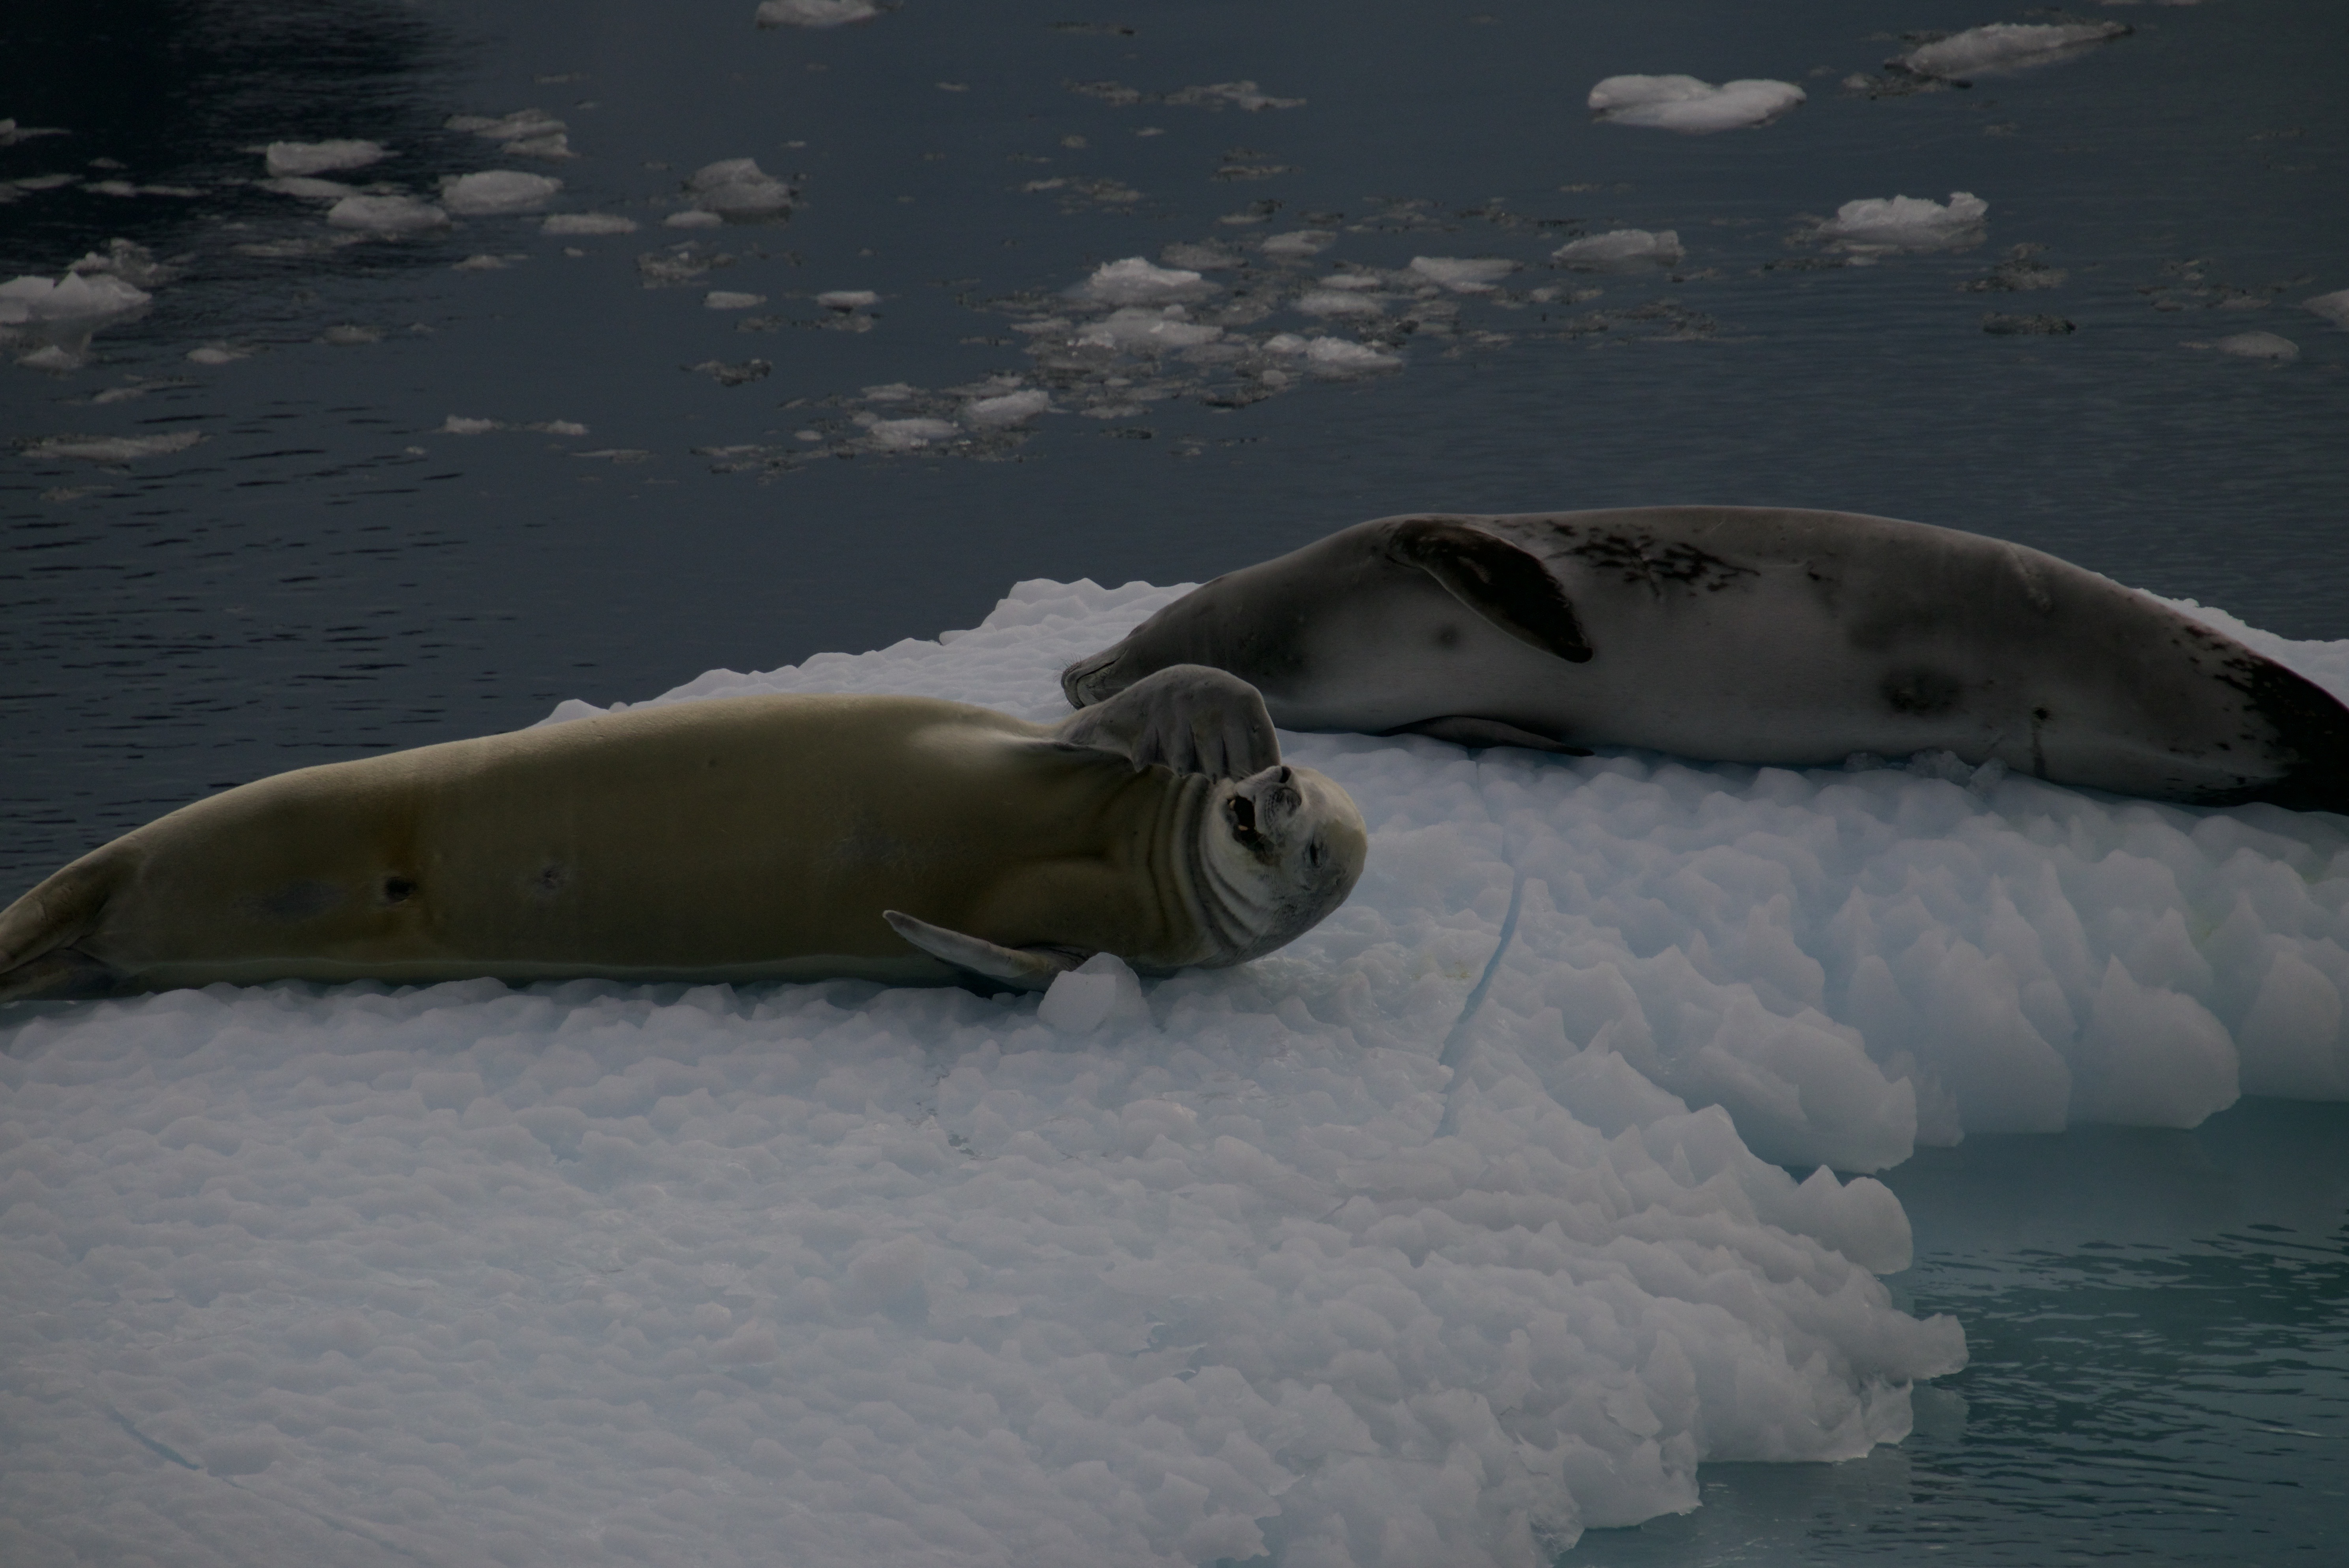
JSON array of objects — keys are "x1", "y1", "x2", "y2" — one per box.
[{"x1": 382, "y1": 876, "x2": 416, "y2": 905}]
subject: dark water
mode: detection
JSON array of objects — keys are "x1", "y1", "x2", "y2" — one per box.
[{"x1": 4, "y1": 1, "x2": 2347, "y2": 1559}]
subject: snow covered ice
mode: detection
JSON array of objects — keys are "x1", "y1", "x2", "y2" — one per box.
[
  {"x1": 1586, "y1": 76, "x2": 1805, "y2": 133},
  {"x1": 262, "y1": 140, "x2": 390, "y2": 178},
  {"x1": 1551, "y1": 230, "x2": 1683, "y2": 272},
  {"x1": 11, "y1": 575, "x2": 2345, "y2": 1563},
  {"x1": 1815, "y1": 192, "x2": 1989, "y2": 254},
  {"x1": 440, "y1": 171, "x2": 562, "y2": 216}
]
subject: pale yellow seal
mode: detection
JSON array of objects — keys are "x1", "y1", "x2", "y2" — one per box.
[{"x1": 0, "y1": 667, "x2": 1366, "y2": 1002}]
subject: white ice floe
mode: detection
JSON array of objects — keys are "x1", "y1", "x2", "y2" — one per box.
[
  {"x1": 2190, "y1": 330, "x2": 2299, "y2": 361},
  {"x1": 184, "y1": 342, "x2": 249, "y2": 365},
  {"x1": 685, "y1": 157, "x2": 796, "y2": 222},
  {"x1": 861, "y1": 415, "x2": 961, "y2": 449},
  {"x1": 1264, "y1": 333, "x2": 1402, "y2": 375},
  {"x1": 1409, "y1": 255, "x2": 1519, "y2": 293},
  {"x1": 446, "y1": 108, "x2": 572, "y2": 159},
  {"x1": 262, "y1": 138, "x2": 389, "y2": 176},
  {"x1": 1294, "y1": 288, "x2": 1385, "y2": 318},
  {"x1": 1894, "y1": 22, "x2": 2131, "y2": 79},
  {"x1": 756, "y1": 0, "x2": 880, "y2": 25},
  {"x1": 21, "y1": 429, "x2": 204, "y2": 461},
  {"x1": 1552, "y1": 228, "x2": 1684, "y2": 271},
  {"x1": 962, "y1": 386, "x2": 1052, "y2": 428},
  {"x1": 1259, "y1": 231, "x2": 1334, "y2": 259},
  {"x1": 1074, "y1": 305, "x2": 1224, "y2": 351},
  {"x1": 1072, "y1": 256, "x2": 1215, "y2": 306},
  {"x1": 817, "y1": 289, "x2": 879, "y2": 310},
  {"x1": 0, "y1": 270, "x2": 150, "y2": 326},
  {"x1": 2302, "y1": 288, "x2": 2349, "y2": 330},
  {"x1": 13, "y1": 577, "x2": 2349, "y2": 1564},
  {"x1": 542, "y1": 212, "x2": 639, "y2": 235},
  {"x1": 441, "y1": 170, "x2": 562, "y2": 215},
  {"x1": 704, "y1": 290, "x2": 767, "y2": 310},
  {"x1": 324, "y1": 193, "x2": 450, "y2": 233},
  {"x1": 1816, "y1": 191, "x2": 1988, "y2": 253},
  {"x1": 1588, "y1": 75, "x2": 1805, "y2": 133},
  {"x1": 1167, "y1": 80, "x2": 1307, "y2": 111},
  {"x1": 0, "y1": 116, "x2": 69, "y2": 146}
]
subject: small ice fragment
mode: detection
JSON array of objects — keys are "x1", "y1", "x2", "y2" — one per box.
[
  {"x1": 1259, "y1": 230, "x2": 1334, "y2": 259},
  {"x1": 528, "y1": 419, "x2": 589, "y2": 435},
  {"x1": 865, "y1": 417, "x2": 960, "y2": 450},
  {"x1": 1264, "y1": 333, "x2": 1402, "y2": 375},
  {"x1": 688, "y1": 358, "x2": 772, "y2": 386},
  {"x1": 1588, "y1": 75, "x2": 1805, "y2": 133},
  {"x1": 541, "y1": 212, "x2": 637, "y2": 235},
  {"x1": 262, "y1": 175, "x2": 356, "y2": 200},
  {"x1": 440, "y1": 416, "x2": 501, "y2": 434},
  {"x1": 185, "y1": 342, "x2": 249, "y2": 364},
  {"x1": 817, "y1": 289, "x2": 879, "y2": 310},
  {"x1": 1895, "y1": 22, "x2": 2130, "y2": 80},
  {"x1": 2302, "y1": 289, "x2": 2349, "y2": 330},
  {"x1": 447, "y1": 108, "x2": 572, "y2": 159},
  {"x1": 686, "y1": 158, "x2": 795, "y2": 222},
  {"x1": 263, "y1": 139, "x2": 389, "y2": 176},
  {"x1": 1074, "y1": 305, "x2": 1224, "y2": 350},
  {"x1": 1552, "y1": 228, "x2": 1683, "y2": 270},
  {"x1": 704, "y1": 290, "x2": 766, "y2": 309},
  {"x1": 441, "y1": 170, "x2": 562, "y2": 215},
  {"x1": 1164, "y1": 81, "x2": 1305, "y2": 111},
  {"x1": 2201, "y1": 331, "x2": 2298, "y2": 362},
  {"x1": 1295, "y1": 288, "x2": 1384, "y2": 318},
  {"x1": 664, "y1": 209, "x2": 725, "y2": 228},
  {"x1": 324, "y1": 194, "x2": 450, "y2": 232},
  {"x1": 0, "y1": 119, "x2": 69, "y2": 146},
  {"x1": 320, "y1": 325, "x2": 382, "y2": 345},
  {"x1": 963, "y1": 387, "x2": 1051, "y2": 427},
  {"x1": 25, "y1": 431, "x2": 205, "y2": 462},
  {"x1": 1817, "y1": 191, "x2": 1988, "y2": 253},
  {"x1": 452, "y1": 253, "x2": 514, "y2": 271},
  {"x1": 1408, "y1": 255, "x2": 1518, "y2": 293},
  {"x1": 1038, "y1": 954, "x2": 1141, "y2": 1032},
  {"x1": 1072, "y1": 257, "x2": 1213, "y2": 305},
  {"x1": 0, "y1": 270, "x2": 151, "y2": 325},
  {"x1": 1981, "y1": 312, "x2": 2075, "y2": 335},
  {"x1": 756, "y1": 0, "x2": 879, "y2": 26}
]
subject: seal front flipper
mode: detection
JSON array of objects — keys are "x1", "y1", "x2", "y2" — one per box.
[
  {"x1": 883, "y1": 910, "x2": 1087, "y2": 992},
  {"x1": 1387, "y1": 716, "x2": 1592, "y2": 755},
  {"x1": 1382, "y1": 517, "x2": 1593, "y2": 663},
  {"x1": 1053, "y1": 663, "x2": 1280, "y2": 779}
]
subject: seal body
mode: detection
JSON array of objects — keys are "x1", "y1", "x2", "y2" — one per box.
[
  {"x1": 1063, "y1": 508, "x2": 2349, "y2": 812},
  {"x1": 0, "y1": 671, "x2": 1366, "y2": 1002}
]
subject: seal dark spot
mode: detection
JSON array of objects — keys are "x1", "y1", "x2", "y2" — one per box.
[
  {"x1": 534, "y1": 865, "x2": 569, "y2": 896},
  {"x1": 381, "y1": 876, "x2": 417, "y2": 905},
  {"x1": 1882, "y1": 669, "x2": 1964, "y2": 717},
  {"x1": 259, "y1": 880, "x2": 342, "y2": 921},
  {"x1": 1435, "y1": 623, "x2": 1460, "y2": 648}
]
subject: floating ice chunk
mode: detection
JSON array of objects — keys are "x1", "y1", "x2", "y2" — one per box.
[
  {"x1": 324, "y1": 193, "x2": 450, "y2": 232},
  {"x1": 1259, "y1": 230, "x2": 1333, "y2": 259},
  {"x1": 1295, "y1": 288, "x2": 1384, "y2": 317},
  {"x1": 1817, "y1": 191, "x2": 1988, "y2": 253},
  {"x1": 1072, "y1": 256, "x2": 1213, "y2": 305},
  {"x1": 446, "y1": 108, "x2": 572, "y2": 159},
  {"x1": 262, "y1": 139, "x2": 389, "y2": 176},
  {"x1": 686, "y1": 158, "x2": 795, "y2": 222},
  {"x1": 864, "y1": 416, "x2": 960, "y2": 450},
  {"x1": 1039, "y1": 954, "x2": 1145, "y2": 1032},
  {"x1": 1895, "y1": 22, "x2": 2131, "y2": 79},
  {"x1": 185, "y1": 342, "x2": 249, "y2": 364},
  {"x1": 756, "y1": 0, "x2": 879, "y2": 25},
  {"x1": 1589, "y1": 75, "x2": 1806, "y2": 132},
  {"x1": 2298, "y1": 288, "x2": 2349, "y2": 329},
  {"x1": 440, "y1": 170, "x2": 561, "y2": 215},
  {"x1": 441, "y1": 415, "x2": 501, "y2": 434},
  {"x1": 0, "y1": 117, "x2": 69, "y2": 146},
  {"x1": 1264, "y1": 333, "x2": 1402, "y2": 374},
  {"x1": 452, "y1": 253, "x2": 517, "y2": 271},
  {"x1": 1409, "y1": 255, "x2": 1518, "y2": 292},
  {"x1": 264, "y1": 173, "x2": 360, "y2": 202},
  {"x1": 2192, "y1": 330, "x2": 2298, "y2": 361},
  {"x1": 1165, "y1": 80, "x2": 1306, "y2": 111},
  {"x1": 24, "y1": 430, "x2": 205, "y2": 461},
  {"x1": 963, "y1": 387, "x2": 1052, "y2": 427},
  {"x1": 817, "y1": 288, "x2": 878, "y2": 310},
  {"x1": 0, "y1": 270, "x2": 150, "y2": 325},
  {"x1": 319, "y1": 324, "x2": 382, "y2": 345},
  {"x1": 1553, "y1": 227, "x2": 1684, "y2": 270},
  {"x1": 703, "y1": 290, "x2": 766, "y2": 309},
  {"x1": 541, "y1": 211, "x2": 637, "y2": 235},
  {"x1": 1074, "y1": 305, "x2": 1224, "y2": 350},
  {"x1": 664, "y1": 208, "x2": 725, "y2": 228}
]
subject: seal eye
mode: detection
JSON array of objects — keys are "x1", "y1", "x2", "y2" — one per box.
[{"x1": 382, "y1": 876, "x2": 417, "y2": 905}]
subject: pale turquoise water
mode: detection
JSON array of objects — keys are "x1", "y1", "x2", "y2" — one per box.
[{"x1": 4, "y1": 2, "x2": 2346, "y2": 1559}]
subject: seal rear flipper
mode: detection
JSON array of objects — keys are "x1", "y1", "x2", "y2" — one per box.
[
  {"x1": 1387, "y1": 716, "x2": 1591, "y2": 755},
  {"x1": 1384, "y1": 517, "x2": 1593, "y2": 664},
  {"x1": 0, "y1": 945, "x2": 128, "y2": 1003},
  {"x1": 883, "y1": 910, "x2": 1087, "y2": 992},
  {"x1": 0, "y1": 852, "x2": 127, "y2": 1001},
  {"x1": 1052, "y1": 663, "x2": 1280, "y2": 779}
]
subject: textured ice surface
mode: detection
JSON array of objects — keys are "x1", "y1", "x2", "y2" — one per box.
[
  {"x1": 1072, "y1": 257, "x2": 1214, "y2": 307},
  {"x1": 262, "y1": 139, "x2": 390, "y2": 177},
  {"x1": 1894, "y1": 22, "x2": 2130, "y2": 80},
  {"x1": 1587, "y1": 76, "x2": 1805, "y2": 133},
  {"x1": 541, "y1": 212, "x2": 637, "y2": 236},
  {"x1": 2304, "y1": 289, "x2": 2349, "y2": 330},
  {"x1": 0, "y1": 270, "x2": 149, "y2": 325},
  {"x1": 1408, "y1": 256, "x2": 1518, "y2": 294},
  {"x1": 441, "y1": 170, "x2": 562, "y2": 216},
  {"x1": 19, "y1": 579, "x2": 2340, "y2": 1562},
  {"x1": 1552, "y1": 230, "x2": 1683, "y2": 271},
  {"x1": 2196, "y1": 330, "x2": 2299, "y2": 361},
  {"x1": 756, "y1": 0, "x2": 880, "y2": 26},
  {"x1": 684, "y1": 158, "x2": 795, "y2": 223},
  {"x1": 324, "y1": 194, "x2": 450, "y2": 233},
  {"x1": 1816, "y1": 192, "x2": 1988, "y2": 253}
]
